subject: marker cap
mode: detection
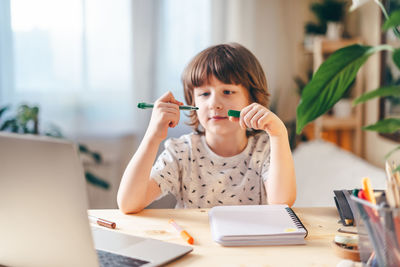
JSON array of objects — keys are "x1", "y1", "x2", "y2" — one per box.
[{"x1": 228, "y1": 110, "x2": 240, "y2": 118}]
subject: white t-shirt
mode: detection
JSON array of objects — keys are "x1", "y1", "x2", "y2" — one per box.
[{"x1": 150, "y1": 132, "x2": 270, "y2": 208}]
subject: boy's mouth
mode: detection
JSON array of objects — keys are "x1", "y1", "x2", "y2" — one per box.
[{"x1": 210, "y1": 115, "x2": 228, "y2": 120}]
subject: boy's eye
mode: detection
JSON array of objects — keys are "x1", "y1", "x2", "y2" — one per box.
[
  {"x1": 223, "y1": 90, "x2": 234, "y2": 95},
  {"x1": 199, "y1": 92, "x2": 210, "y2": 96}
]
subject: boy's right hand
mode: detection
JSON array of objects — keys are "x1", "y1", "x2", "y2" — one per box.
[{"x1": 145, "y1": 91, "x2": 183, "y2": 142}]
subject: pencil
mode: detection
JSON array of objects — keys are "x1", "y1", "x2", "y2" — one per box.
[
  {"x1": 392, "y1": 161, "x2": 400, "y2": 185},
  {"x1": 385, "y1": 161, "x2": 397, "y2": 208},
  {"x1": 391, "y1": 162, "x2": 400, "y2": 207}
]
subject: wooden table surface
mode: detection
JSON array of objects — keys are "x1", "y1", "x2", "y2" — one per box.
[{"x1": 89, "y1": 207, "x2": 345, "y2": 267}]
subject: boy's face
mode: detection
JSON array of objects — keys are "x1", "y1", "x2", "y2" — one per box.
[{"x1": 193, "y1": 76, "x2": 251, "y2": 137}]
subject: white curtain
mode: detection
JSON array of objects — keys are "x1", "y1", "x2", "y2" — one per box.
[
  {"x1": 0, "y1": 0, "x2": 213, "y2": 140},
  {"x1": 0, "y1": 0, "x2": 312, "y2": 141},
  {"x1": 0, "y1": 0, "x2": 135, "y2": 138}
]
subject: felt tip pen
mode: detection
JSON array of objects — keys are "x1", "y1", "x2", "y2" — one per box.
[
  {"x1": 169, "y1": 219, "x2": 194, "y2": 244},
  {"x1": 137, "y1": 102, "x2": 199, "y2": 110},
  {"x1": 88, "y1": 215, "x2": 116, "y2": 229},
  {"x1": 362, "y1": 177, "x2": 376, "y2": 204}
]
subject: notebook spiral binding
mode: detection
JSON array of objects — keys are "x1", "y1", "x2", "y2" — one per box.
[{"x1": 285, "y1": 207, "x2": 308, "y2": 237}]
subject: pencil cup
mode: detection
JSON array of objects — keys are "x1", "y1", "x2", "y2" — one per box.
[{"x1": 350, "y1": 196, "x2": 400, "y2": 267}]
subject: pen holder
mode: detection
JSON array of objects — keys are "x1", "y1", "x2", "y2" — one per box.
[{"x1": 350, "y1": 196, "x2": 400, "y2": 267}]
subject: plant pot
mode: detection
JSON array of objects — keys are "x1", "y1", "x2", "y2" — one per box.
[
  {"x1": 304, "y1": 34, "x2": 324, "y2": 51},
  {"x1": 326, "y1": 22, "x2": 343, "y2": 40},
  {"x1": 333, "y1": 99, "x2": 352, "y2": 118}
]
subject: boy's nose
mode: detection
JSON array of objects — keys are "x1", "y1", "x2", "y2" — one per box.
[
  {"x1": 209, "y1": 94, "x2": 223, "y2": 110},
  {"x1": 209, "y1": 94, "x2": 223, "y2": 109}
]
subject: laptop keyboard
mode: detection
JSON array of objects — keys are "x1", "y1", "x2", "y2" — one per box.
[{"x1": 97, "y1": 249, "x2": 150, "y2": 267}]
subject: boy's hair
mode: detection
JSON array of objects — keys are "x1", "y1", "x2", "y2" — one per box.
[{"x1": 182, "y1": 43, "x2": 270, "y2": 135}]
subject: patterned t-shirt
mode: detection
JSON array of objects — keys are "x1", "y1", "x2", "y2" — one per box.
[{"x1": 150, "y1": 132, "x2": 270, "y2": 208}]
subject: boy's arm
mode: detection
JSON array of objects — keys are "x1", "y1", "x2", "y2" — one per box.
[
  {"x1": 264, "y1": 132, "x2": 296, "y2": 207},
  {"x1": 238, "y1": 103, "x2": 296, "y2": 206},
  {"x1": 117, "y1": 135, "x2": 163, "y2": 214},
  {"x1": 117, "y1": 91, "x2": 182, "y2": 214}
]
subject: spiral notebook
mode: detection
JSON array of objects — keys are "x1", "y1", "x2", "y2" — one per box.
[{"x1": 208, "y1": 205, "x2": 308, "y2": 246}]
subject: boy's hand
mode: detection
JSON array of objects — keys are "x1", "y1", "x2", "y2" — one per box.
[
  {"x1": 231, "y1": 103, "x2": 287, "y2": 138},
  {"x1": 146, "y1": 91, "x2": 183, "y2": 141}
]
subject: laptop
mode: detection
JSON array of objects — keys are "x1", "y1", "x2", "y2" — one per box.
[{"x1": 0, "y1": 132, "x2": 192, "y2": 267}]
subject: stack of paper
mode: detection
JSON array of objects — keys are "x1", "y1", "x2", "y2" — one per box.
[{"x1": 208, "y1": 205, "x2": 308, "y2": 246}]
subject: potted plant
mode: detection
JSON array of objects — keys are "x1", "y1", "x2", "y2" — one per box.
[
  {"x1": 308, "y1": 0, "x2": 347, "y2": 40},
  {"x1": 304, "y1": 22, "x2": 327, "y2": 50},
  {"x1": 0, "y1": 104, "x2": 109, "y2": 189},
  {"x1": 296, "y1": 0, "x2": 400, "y2": 158}
]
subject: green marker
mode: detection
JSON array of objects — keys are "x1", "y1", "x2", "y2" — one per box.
[
  {"x1": 352, "y1": 189, "x2": 359, "y2": 197},
  {"x1": 137, "y1": 102, "x2": 199, "y2": 110},
  {"x1": 228, "y1": 109, "x2": 240, "y2": 118}
]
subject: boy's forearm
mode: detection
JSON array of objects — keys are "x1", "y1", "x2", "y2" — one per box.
[
  {"x1": 266, "y1": 133, "x2": 296, "y2": 206},
  {"x1": 117, "y1": 133, "x2": 162, "y2": 212}
]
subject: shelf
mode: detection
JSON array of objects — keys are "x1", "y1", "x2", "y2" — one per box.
[
  {"x1": 318, "y1": 38, "x2": 362, "y2": 54},
  {"x1": 319, "y1": 115, "x2": 358, "y2": 130}
]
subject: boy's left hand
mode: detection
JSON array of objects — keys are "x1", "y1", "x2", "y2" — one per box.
[{"x1": 231, "y1": 103, "x2": 287, "y2": 137}]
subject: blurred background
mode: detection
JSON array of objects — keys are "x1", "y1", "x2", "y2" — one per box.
[{"x1": 0, "y1": 0, "x2": 397, "y2": 208}]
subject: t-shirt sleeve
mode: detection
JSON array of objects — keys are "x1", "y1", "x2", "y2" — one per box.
[{"x1": 150, "y1": 139, "x2": 182, "y2": 198}]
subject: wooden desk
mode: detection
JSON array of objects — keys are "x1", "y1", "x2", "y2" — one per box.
[{"x1": 89, "y1": 208, "x2": 344, "y2": 266}]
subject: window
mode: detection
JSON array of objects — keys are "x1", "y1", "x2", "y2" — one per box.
[
  {"x1": 1, "y1": 0, "x2": 133, "y2": 136},
  {"x1": 156, "y1": 0, "x2": 211, "y2": 101},
  {"x1": 0, "y1": 0, "x2": 212, "y2": 137}
]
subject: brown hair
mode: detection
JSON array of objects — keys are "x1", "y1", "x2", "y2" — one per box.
[{"x1": 181, "y1": 42, "x2": 270, "y2": 135}]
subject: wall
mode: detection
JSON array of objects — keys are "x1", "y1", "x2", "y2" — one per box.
[
  {"x1": 359, "y1": 2, "x2": 400, "y2": 168},
  {"x1": 211, "y1": 0, "x2": 316, "y2": 122},
  {"x1": 79, "y1": 134, "x2": 137, "y2": 209}
]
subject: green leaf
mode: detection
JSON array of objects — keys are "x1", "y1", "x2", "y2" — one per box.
[
  {"x1": 32, "y1": 106, "x2": 39, "y2": 116},
  {"x1": 353, "y1": 85, "x2": 400, "y2": 105},
  {"x1": 296, "y1": 44, "x2": 391, "y2": 134},
  {"x1": 393, "y1": 49, "x2": 400, "y2": 69},
  {"x1": 79, "y1": 144, "x2": 89, "y2": 153},
  {"x1": 0, "y1": 106, "x2": 9, "y2": 118},
  {"x1": 1, "y1": 119, "x2": 17, "y2": 131},
  {"x1": 385, "y1": 145, "x2": 400, "y2": 159},
  {"x1": 383, "y1": 10, "x2": 400, "y2": 31},
  {"x1": 85, "y1": 172, "x2": 110, "y2": 190},
  {"x1": 362, "y1": 118, "x2": 400, "y2": 133},
  {"x1": 91, "y1": 152, "x2": 102, "y2": 164}
]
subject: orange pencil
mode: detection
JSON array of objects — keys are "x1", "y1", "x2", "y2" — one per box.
[
  {"x1": 169, "y1": 219, "x2": 194, "y2": 245},
  {"x1": 362, "y1": 177, "x2": 376, "y2": 205}
]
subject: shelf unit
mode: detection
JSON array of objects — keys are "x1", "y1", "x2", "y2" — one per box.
[{"x1": 304, "y1": 37, "x2": 364, "y2": 157}]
